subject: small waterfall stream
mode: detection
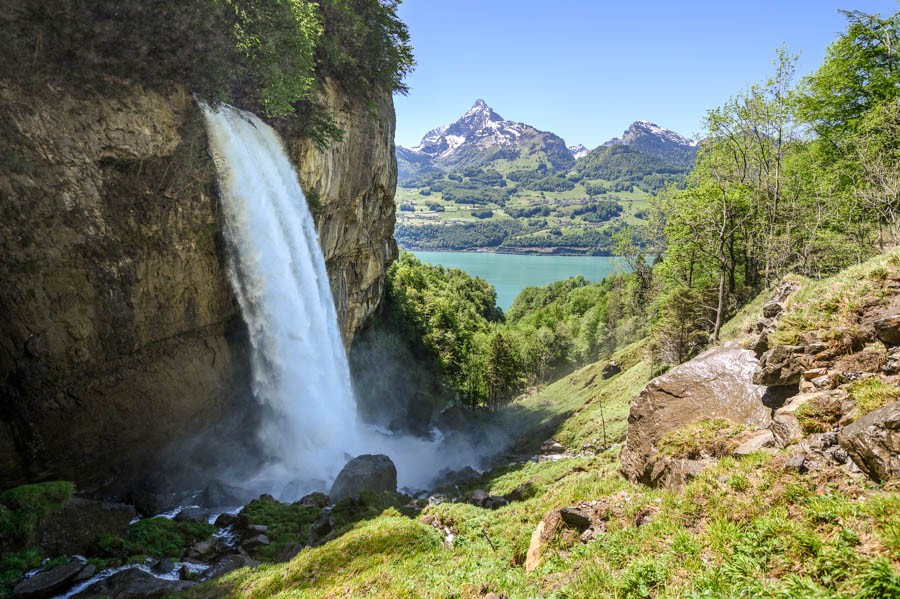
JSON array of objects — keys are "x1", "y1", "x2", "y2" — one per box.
[{"x1": 201, "y1": 103, "x2": 487, "y2": 497}]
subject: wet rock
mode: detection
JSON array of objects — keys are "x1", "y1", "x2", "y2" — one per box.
[
  {"x1": 435, "y1": 466, "x2": 480, "y2": 488},
  {"x1": 72, "y1": 568, "x2": 195, "y2": 598},
  {"x1": 246, "y1": 524, "x2": 268, "y2": 534},
  {"x1": 174, "y1": 507, "x2": 210, "y2": 523},
  {"x1": 35, "y1": 497, "x2": 135, "y2": 556},
  {"x1": 874, "y1": 314, "x2": 900, "y2": 346},
  {"x1": 621, "y1": 343, "x2": 772, "y2": 488},
  {"x1": 298, "y1": 492, "x2": 330, "y2": 508},
  {"x1": 733, "y1": 429, "x2": 776, "y2": 456},
  {"x1": 187, "y1": 537, "x2": 221, "y2": 560},
  {"x1": 13, "y1": 560, "x2": 85, "y2": 599},
  {"x1": 754, "y1": 345, "x2": 806, "y2": 387},
  {"x1": 152, "y1": 559, "x2": 175, "y2": 575},
  {"x1": 72, "y1": 565, "x2": 96, "y2": 584},
  {"x1": 329, "y1": 454, "x2": 397, "y2": 504},
  {"x1": 199, "y1": 554, "x2": 259, "y2": 582},
  {"x1": 601, "y1": 361, "x2": 621, "y2": 379},
  {"x1": 838, "y1": 400, "x2": 900, "y2": 482},
  {"x1": 214, "y1": 512, "x2": 239, "y2": 528},
  {"x1": 198, "y1": 480, "x2": 256, "y2": 510}
]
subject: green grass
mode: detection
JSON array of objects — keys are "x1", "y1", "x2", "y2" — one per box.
[
  {"x1": 769, "y1": 250, "x2": 900, "y2": 349},
  {"x1": 656, "y1": 418, "x2": 748, "y2": 459},
  {"x1": 796, "y1": 394, "x2": 845, "y2": 434},
  {"x1": 95, "y1": 517, "x2": 215, "y2": 560},
  {"x1": 847, "y1": 377, "x2": 900, "y2": 417},
  {"x1": 239, "y1": 498, "x2": 321, "y2": 562},
  {"x1": 181, "y1": 255, "x2": 900, "y2": 597}
]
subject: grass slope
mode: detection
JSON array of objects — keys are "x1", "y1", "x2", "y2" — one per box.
[{"x1": 186, "y1": 259, "x2": 900, "y2": 598}]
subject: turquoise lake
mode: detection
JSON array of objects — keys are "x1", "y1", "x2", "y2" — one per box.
[{"x1": 412, "y1": 251, "x2": 624, "y2": 311}]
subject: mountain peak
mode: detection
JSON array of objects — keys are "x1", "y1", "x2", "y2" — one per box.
[{"x1": 611, "y1": 120, "x2": 697, "y2": 148}]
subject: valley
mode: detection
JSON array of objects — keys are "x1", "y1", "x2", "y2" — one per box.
[{"x1": 394, "y1": 101, "x2": 697, "y2": 254}]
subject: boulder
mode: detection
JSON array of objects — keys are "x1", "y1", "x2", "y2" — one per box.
[
  {"x1": 13, "y1": 560, "x2": 86, "y2": 599},
  {"x1": 874, "y1": 314, "x2": 900, "y2": 346},
  {"x1": 525, "y1": 505, "x2": 603, "y2": 572},
  {"x1": 762, "y1": 300, "x2": 784, "y2": 319},
  {"x1": 72, "y1": 568, "x2": 195, "y2": 599},
  {"x1": 298, "y1": 492, "x2": 330, "y2": 508},
  {"x1": 199, "y1": 554, "x2": 259, "y2": 582},
  {"x1": 733, "y1": 429, "x2": 776, "y2": 456},
  {"x1": 329, "y1": 454, "x2": 397, "y2": 504},
  {"x1": 621, "y1": 343, "x2": 772, "y2": 487},
  {"x1": 753, "y1": 345, "x2": 806, "y2": 387},
  {"x1": 601, "y1": 361, "x2": 621, "y2": 379},
  {"x1": 35, "y1": 497, "x2": 135, "y2": 556},
  {"x1": 197, "y1": 480, "x2": 256, "y2": 509},
  {"x1": 174, "y1": 507, "x2": 210, "y2": 523},
  {"x1": 838, "y1": 400, "x2": 900, "y2": 482}
]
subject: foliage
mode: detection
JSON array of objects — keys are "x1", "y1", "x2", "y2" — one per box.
[
  {"x1": 239, "y1": 498, "x2": 321, "y2": 561},
  {"x1": 0, "y1": 0, "x2": 413, "y2": 135},
  {"x1": 96, "y1": 518, "x2": 215, "y2": 560},
  {"x1": 0, "y1": 481, "x2": 74, "y2": 549},
  {"x1": 0, "y1": 549, "x2": 42, "y2": 597}
]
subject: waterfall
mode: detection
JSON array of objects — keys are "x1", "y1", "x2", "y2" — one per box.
[
  {"x1": 201, "y1": 103, "x2": 364, "y2": 489},
  {"x1": 201, "y1": 103, "x2": 489, "y2": 498}
]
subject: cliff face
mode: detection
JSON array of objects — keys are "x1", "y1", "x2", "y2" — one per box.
[
  {"x1": 0, "y1": 78, "x2": 397, "y2": 491},
  {"x1": 290, "y1": 77, "x2": 399, "y2": 345}
]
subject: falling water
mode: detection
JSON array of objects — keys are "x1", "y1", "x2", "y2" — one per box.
[
  {"x1": 201, "y1": 103, "x2": 491, "y2": 497},
  {"x1": 202, "y1": 103, "x2": 364, "y2": 488}
]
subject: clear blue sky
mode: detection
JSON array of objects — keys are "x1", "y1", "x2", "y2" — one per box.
[{"x1": 394, "y1": 0, "x2": 899, "y2": 149}]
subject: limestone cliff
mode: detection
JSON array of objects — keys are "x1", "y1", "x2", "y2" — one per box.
[
  {"x1": 0, "y1": 77, "x2": 397, "y2": 491},
  {"x1": 291, "y1": 77, "x2": 399, "y2": 345}
]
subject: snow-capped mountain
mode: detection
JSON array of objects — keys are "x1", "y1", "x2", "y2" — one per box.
[
  {"x1": 401, "y1": 100, "x2": 573, "y2": 173},
  {"x1": 602, "y1": 120, "x2": 698, "y2": 168},
  {"x1": 568, "y1": 144, "x2": 589, "y2": 160}
]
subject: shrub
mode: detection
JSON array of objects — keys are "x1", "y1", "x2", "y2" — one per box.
[{"x1": 796, "y1": 394, "x2": 844, "y2": 434}]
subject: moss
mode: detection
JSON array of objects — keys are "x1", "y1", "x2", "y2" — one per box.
[
  {"x1": 847, "y1": 377, "x2": 900, "y2": 418},
  {"x1": 0, "y1": 481, "x2": 75, "y2": 548},
  {"x1": 0, "y1": 549, "x2": 42, "y2": 597},
  {"x1": 656, "y1": 418, "x2": 747, "y2": 459},
  {"x1": 95, "y1": 517, "x2": 214, "y2": 560},
  {"x1": 239, "y1": 499, "x2": 321, "y2": 562}
]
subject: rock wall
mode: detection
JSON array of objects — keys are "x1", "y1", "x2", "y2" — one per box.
[
  {"x1": 288, "y1": 77, "x2": 398, "y2": 345},
  {"x1": 0, "y1": 78, "x2": 397, "y2": 491}
]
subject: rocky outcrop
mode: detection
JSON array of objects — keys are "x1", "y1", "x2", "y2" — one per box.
[
  {"x1": 0, "y1": 80, "x2": 251, "y2": 491},
  {"x1": 329, "y1": 454, "x2": 398, "y2": 504},
  {"x1": 35, "y1": 497, "x2": 135, "y2": 556},
  {"x1": 288, "y1": 76, "x2": 398, "y2": 346},
  {"x1": 620, "y1": 343, "x2": 773, "y2": 488},
  {"x1": 0, "y1": 74, "x2": 397, "y2": 491},
  {"x1": 838, "y1": 400, "x2": 900, "y2": 482},
  {"x1": 72, "y1": 568, "x2": 195, "y2": 599}
]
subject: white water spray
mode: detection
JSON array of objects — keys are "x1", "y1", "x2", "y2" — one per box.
[{"x1": 201, "y1": 104, "x2": 490, "y2": 497}]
